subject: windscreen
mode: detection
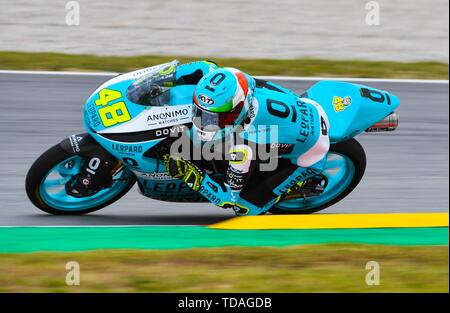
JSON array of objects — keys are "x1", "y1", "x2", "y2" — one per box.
[{"x1": 126, "y1": 61, "x2": 179, "y2": 106}]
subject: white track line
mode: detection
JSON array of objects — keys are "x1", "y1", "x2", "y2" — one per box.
[
  {"x1": 259, "y1": 76, "x2": 449, "y2": 84},
  {"x1": 0, "y1": 225, "x2": 198, "y2": 228},
  {"x1": 0, "y1": 69, "x2": 447, "y2": 84},
  {"x1": 0, "y1": 70, "x2": 119, "y2": 76}
]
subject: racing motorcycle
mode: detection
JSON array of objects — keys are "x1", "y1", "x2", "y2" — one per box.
[{"x1": 26, "y1": 61, "x2": 400, "y2": 215}]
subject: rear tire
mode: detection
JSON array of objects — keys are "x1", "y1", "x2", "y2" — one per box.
[
  {"x1": 269, "y1": 138, "x2": 366, "y2": 214},
  {"x1": 26, "y1": 144, "x2": 136, "y2": 215}
]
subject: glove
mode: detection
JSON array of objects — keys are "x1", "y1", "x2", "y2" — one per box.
[
  {"x1": 162, "y1": 154, "x2": 204, "y2": 191},
  {"x1": 162, "y1": 154, "x2": 187, "y2": 178}
]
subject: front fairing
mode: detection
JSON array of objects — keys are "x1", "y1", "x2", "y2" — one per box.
[{"x1": 82, "y1": 60, "x2": 194, "y2": 174}]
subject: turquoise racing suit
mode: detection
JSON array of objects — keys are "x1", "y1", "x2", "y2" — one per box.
[{"x1": 165, "y1": 60, "x2": 330, "y2": 216}]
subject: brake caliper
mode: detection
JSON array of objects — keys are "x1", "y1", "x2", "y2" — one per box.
[{"x1": 66, "y1": 157, "x2": 120, "y2": 197}]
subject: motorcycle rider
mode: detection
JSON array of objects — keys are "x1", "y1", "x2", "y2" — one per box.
[{"x1": 163, "y1": 60, "x2": 330, "y2": 216}]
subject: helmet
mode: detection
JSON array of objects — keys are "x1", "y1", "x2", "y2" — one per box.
[{"x1": 192, "y1": 67, "x2": 254, "y2": 141}]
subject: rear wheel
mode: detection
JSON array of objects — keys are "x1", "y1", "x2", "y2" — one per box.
[
  {"x1": 269, "y1": 139, "x2": 366, "y2": 214},
  {"x1": 26, "y1": 144, "x2": 136, "y2": 215}
]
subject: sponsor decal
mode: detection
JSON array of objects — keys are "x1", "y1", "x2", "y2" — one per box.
[
  {"x1": 138, "y1": 171, "x2": 176, "y2": 181},
  {"x1": 151, "y1": 181, "x2": 192, "y2": 192},
  {"x1": 270, "y1": 143, "x2": 292, "y2": 149},
  {"x1": 86, "y1": 103, "x2": 101, "y2": 128},
  {"x1": 226, "y1": 167, "x2": 245, "y2": 190},
  {"x1": 207, "y1": 181, "x2": 219, "y2": 193},
  {"x1": 159, "y1": 64, "x2": 176, "y2": 76},
  {"x1": 270, "y1": 143, "x2": 294, "y2": 154},
  {"x1": 198, "y1": 94, "x2": 215, "y2": 105},
  {"x1": 98, "y1": 104, "x2": 192, "y2": 134},
  {"x1": 132, "y1": 62, "x2": 176, "y2": 78},
  {"x1": 199, "y1": 185, "x2": 221, "y2": 205},
  {"x1": 296, "y1": 101, "x2": 315, "y2": 143},
  {"x1": 69, "y1": 135, "x2": 83, "y2": 153},
  {"x1": 147, "y1": 107, "x2": 190, "y2": 127},
  {"x1": 155, "y1": 125, "x2": 188, "y2": 138},
  {"x1": 244, "y1": 98, "x2": 258, "y2": 130},
  {"x1": 112, "y1": 143, "x2": 143, "y2": 156},
  {"x1": 139, "y1": 180, "x2": 204, "y2": 201},
  {"x1": 333, "y1": 96, "x2": 352, "y2": 112},
  {"x1": 132, "y1": 66, "x2": 161, "y2": 77},
  {"x1": 279, "y1": 168, "x2": 319, "y2": 194}
]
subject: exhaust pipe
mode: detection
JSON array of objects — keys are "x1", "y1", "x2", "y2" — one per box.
[{"x1": 366, "y1": 112, "x2": 398, "y2": 132}]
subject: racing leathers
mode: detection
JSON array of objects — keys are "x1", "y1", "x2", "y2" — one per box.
[{"x1": 164, "y1": 61, "x2": 330, "y2": 216}]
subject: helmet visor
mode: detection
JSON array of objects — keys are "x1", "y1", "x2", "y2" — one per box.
[
  {"x1": 192, "y1": 102, "x2": 244, "y2": 130},
  {"x1": 193, "y1": 105, "x2": 219, "y2": 130}
]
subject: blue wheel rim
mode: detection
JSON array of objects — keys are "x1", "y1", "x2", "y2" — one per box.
[
  {"x1": 275, "y1": 152, "x2": 356, "y2": 211},
  {"x1": 39, "y1": 156, "x2": 133, "y2": 211}
]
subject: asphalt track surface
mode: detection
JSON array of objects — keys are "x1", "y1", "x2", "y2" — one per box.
[{"x1": 0, "y1": 72, "x2": 448, "y2": 226}]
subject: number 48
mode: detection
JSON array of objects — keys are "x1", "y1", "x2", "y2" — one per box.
[{"x1": 95, "y1": 88, "x2": 131, "y2": 127}]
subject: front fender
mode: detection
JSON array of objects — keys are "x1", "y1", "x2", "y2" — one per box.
[{"x1": 59, "y1": 133, "x2": 117, "y2": 162}]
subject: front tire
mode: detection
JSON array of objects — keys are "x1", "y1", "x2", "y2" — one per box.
[
  {"x1": 269, "y1": 138, "x2": 366, "y2": 214},
  {"x1": 26, "y1": 144, "x2": 136, "y2": 215}
]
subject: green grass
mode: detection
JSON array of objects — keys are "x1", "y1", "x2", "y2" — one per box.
[
  {"x1": 0, "y1": 244, "x2": 447, "y2": 292},
  {"x1": 0, "y1": 51, "x2": 448, "y2": 79}
]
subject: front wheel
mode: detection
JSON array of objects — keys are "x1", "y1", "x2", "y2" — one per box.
[
  {"x1": 269, "y1": 138, "x2": 366, "y2": 214},
  {"x1": 26, "y1": 144, "x2": 136, "y2": 215}
]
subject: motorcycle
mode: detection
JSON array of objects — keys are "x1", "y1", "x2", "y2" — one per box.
[{"x1": 26, "y1": 61, "x2": 400, "y2": 215}]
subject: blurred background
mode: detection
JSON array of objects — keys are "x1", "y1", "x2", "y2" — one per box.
[{"x1": 0, "y1": 0, "x2": 448, "y2": 61}]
